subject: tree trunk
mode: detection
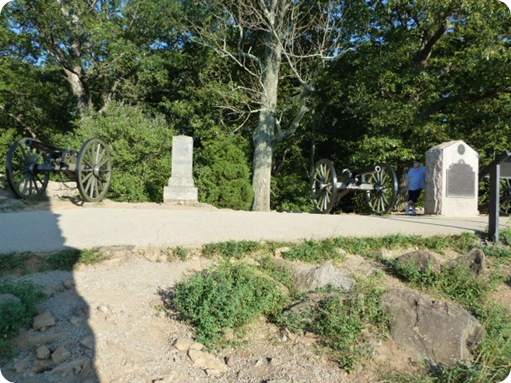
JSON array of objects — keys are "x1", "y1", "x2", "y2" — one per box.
[
  {"x1": 62, "y1": 66, "x2": 92, "y2": 117},
  {"x1": 252, "y1": 31, "x2": 281, "y2": 212}
]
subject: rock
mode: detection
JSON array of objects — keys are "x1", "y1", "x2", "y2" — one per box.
[
  {"x1": 35, "y1": 345, "x2": 51, "y2": 360},
  {"x1": 294, "y1": 261, "x2": 355, "y2": 292},
  {"x1": 445, "y1": 248, "x2": 486, "y2": 276},
  {"x1": 381, "y1": 288, "x2": 484, "y2": 366},
  {"x1": 12, "y1": 332, "x2": 67, "y2": 348},
  {"x1": 32, "y1": 359, "x2": 55, "y2": 373},
  {"x1": 51, "y1": 345, "x2": 71, "y2": 365},
  {"x1": 173, "y1": 338, "x2": 204, "y2": 351},
  {"x1": 80, "y1": 335, "x2": 95, "y2": 350},
  {"x1": 32, "y1": 311, "x2": 56, "y2": 331},
  {"x1": 395, "y1": 250, "x2": 441, "y2": 274},
  {"x1": 188, "y1": 349, "x2": 228, "y2": 372},
  {"x1": 0, "y1": 293, "x2": 21, "y2": 305}
]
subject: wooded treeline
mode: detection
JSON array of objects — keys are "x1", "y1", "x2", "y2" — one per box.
[{"x1": 1, "y1": 0, "x2": 510, "y2": 211}]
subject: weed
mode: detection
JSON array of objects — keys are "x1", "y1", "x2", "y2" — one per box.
[
  {"x1": 172, "y1": 246, "x2": 189, "y2": 261},
  {"x1": 201, "y1": 241, "x2": 262, "y2": 259},
  {"x1": 0, "y1": 280, "x2": 43, "y2": 356},
  {"x1": 42, "y1": 248, "x2": 105, "y2": 271},
  {"x1": 257, "y1": 255, "x2": 296, "y2": 294},
  {"x1": 173, "y1": 262, "x2": 289, "y2": 348},
  {"x1": 281, "y1": 239, "x2": 345, "y2": 263},
  {"x1": 0, "y1": 253, "x2": 30, "y2": 274}
]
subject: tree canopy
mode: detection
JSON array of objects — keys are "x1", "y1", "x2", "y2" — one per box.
[{"x1": 1, "y1": 0, "x2": 510, "y2": 211}]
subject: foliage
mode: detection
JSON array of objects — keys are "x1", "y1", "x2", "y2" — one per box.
[
  {"x1": 0, "y1": 280, "x2": 42, "y2": 356},
  {"x1": 281, "y1": 239, "x2": 346, "y2": 263},
  {"x1": 275, "y1": 274, "x2": 388, "y2": 372},
  {"x1": 172, "y1": 262, "x2": 288, "y2": 347},
  {"x1": 201, "y1": 241, "x2": 262, "y2": 260},
  {"x1": 195, "y1": 137, "x2": 254, "y2": 210},
  {"x1": 391, "y1": 260, "x2": 495, "y2": 311},
  {"x1": 61, "y1": 103, "x2": 175, "y2": 202}
]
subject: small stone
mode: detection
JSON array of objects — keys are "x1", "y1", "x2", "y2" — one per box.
[
  {"x1": 51, "y1": 345, "x2": 71, "y2": 365},
  {"x1": 70, "y1": 316, "x2": 82, "y2": 326},
  {"x1": 97, "y1": 305, "x2": 110, "y2": 314},
  {"x1": 14, "y1": 356, "x2": 31, "y2": 373},
  {"x1": 80, "y1": 336, "x2": 95, "y2": 350},
  {"x1": 173, "y1": 338, "x2": 204, "y2": 351},
  {"x1": 35, "y1": 345, "x2": 51, "y2": 360},
  {"x1": 32, "y1": 359, "x2": 55, "y2": 373},
  {"x1": 32, "y1": 311, "x2": 56, "y2": 331},
  {"x1": 188, "y1": 349, "x2": 228, "y2": 372},
  {"x1": 63, "y1": 279, "x2": 75, "y2": 289}
]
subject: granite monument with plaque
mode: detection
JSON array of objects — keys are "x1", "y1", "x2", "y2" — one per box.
[
  {"x1": 163, "y1": 135, "x2": 198, "y2": 203},
  {"x1": 425, "y1": 140, "x2": 478, "y2": 216}
]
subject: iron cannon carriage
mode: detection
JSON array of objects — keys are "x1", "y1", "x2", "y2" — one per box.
[
  {"x1": 311, "y1": 159, "x2": 399, "y2": 214},
  {"x1": 5, "y1": 137, "x2": 112, "y2": 202}
]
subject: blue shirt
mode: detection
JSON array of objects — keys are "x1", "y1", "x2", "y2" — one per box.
[{"x1": 408, "y1": 166, "x2": 426, "y2": 191}]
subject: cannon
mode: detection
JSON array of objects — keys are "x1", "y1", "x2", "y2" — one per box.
[
  {"x1": 311, "y1": 159, "x2": 399, "y2": 214},
  {"x1": 5, "y1": 137, "x2": 112, "y2": 202}
]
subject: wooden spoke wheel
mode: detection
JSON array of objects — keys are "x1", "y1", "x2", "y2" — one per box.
[
  {"x1": 500, "y1": 178, "x2": 511, "y2": 215},
  {"x1": 5, "y1": 138, "x2": 50, "y2": 199},
  {"x1": 76, "y1": 138, "x2": 112, "y2": 202},
  {"x1": 312, "y1": 159, "x2": 338, "y2": 214},
  {"x1": 366, "y1": 163, "x2": 398, "y2": 214}
]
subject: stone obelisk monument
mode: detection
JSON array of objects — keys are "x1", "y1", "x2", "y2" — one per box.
[{"x1": 163, "y1": 135, "x2": 198, "y2": 203}]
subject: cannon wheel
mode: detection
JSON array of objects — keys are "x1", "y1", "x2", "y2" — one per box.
[
  {"x1": 500, "y1": 178, "x2": 511, "y2": 215},
  {"x1": 5, "y1": 138, "x2": 50, "y2": 199},
  {"x1": 76, "y1": 138, "x2": 112, "y2": 202},
  {"x1": 366, "y1": 163, "x2": 398, "y2": 214},
  {"x1": 312, "y1": 159, "x2": 338, "y2": 214}
]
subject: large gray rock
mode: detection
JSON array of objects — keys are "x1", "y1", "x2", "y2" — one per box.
[
  {"x1": 395, "y1": 250, "x2": 441, "y2": 274},
  {"x1": 381, "y1": 288, "x2": 484, "y2": 366},
  {"x1": 294, "y1": 261, "x2": 355, "y2": 292},
  {"x1": 445, "y1": 248, "x2": 486, "y2": 276}
]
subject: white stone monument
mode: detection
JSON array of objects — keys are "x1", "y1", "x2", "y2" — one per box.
[
  {"x1": 163, "y1": 135, "x2": 198, "y2": 203},
  {"x1": 425, "y1": 140, "x2": 479, "y2": 216}
]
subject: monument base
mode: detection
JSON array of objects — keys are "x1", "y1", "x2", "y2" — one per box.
[{"x1": 163, "y1": 185, "x2": 198, "y2": 203}]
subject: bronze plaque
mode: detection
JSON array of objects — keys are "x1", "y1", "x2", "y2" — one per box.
[{"x1": 446, "y1": 162, "x2": 475, "y2": 198}]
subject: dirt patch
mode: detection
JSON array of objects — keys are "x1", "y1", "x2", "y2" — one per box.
[{"x1": 1, "y1": 250, "x2": 425, "y2": 383}]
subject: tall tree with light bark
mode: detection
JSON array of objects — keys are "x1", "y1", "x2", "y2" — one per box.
[
  {"x1": 3, "y1": 0, "x2": 180, "y2": 118},
  {"x1": 180, "y1": 0, "x2": 364, "y2": 211}
]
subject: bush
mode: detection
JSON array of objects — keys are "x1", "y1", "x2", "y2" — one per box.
[
  {"x1": 195, "y1": 138, "x2": 253, "y2": 210},
  {"x1": 61, "y1": 102, "x2": 175, "y2": 202},
  {"x1": 173, "y1": 262, "x2": 288, "y2": 347}
]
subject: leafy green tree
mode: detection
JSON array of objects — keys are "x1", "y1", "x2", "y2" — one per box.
[
  {"x1": 61, "y1": 102, "x2": 175, "y2": 202},
  {"x1": 195, "y1": 137, "x2": 254, "y2": 210},
  {"x1": 3, "y1": 0, "x2": 181, "y2": 116},
  {"x1": 178, "y1": 0, "x2": 366, "y2": 211},
  {"x1": 312, "y1": 0, "x2": 511, "y2": 173}
]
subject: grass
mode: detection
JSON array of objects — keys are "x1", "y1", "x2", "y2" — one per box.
[
  {"x1": 0, "y1": 248, "x2": 107, "y2": 275},
  {"x1": 0, "y1": 280, "x2": 43, "y2": 357}
]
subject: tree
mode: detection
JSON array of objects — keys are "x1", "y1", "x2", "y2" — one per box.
[
  {"x1": 3, "y1": 0, "x2": 181, "y2": 117},
  {"x1": 311, "y1": 0, "x2": 511, "y2": 172},
  {"x1": 179, "y1": 0, "x2": 365, "y2": 211}
]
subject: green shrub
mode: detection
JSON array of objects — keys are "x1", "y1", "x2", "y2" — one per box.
[
  {"x1": 0, "y1": 281, "x2": 43, "y2": 355},
  {"x1": 173, "y1": 262, "x2": 288, "y2": 347},
  {"x1": 282, "y1": 239, "x2": 345, "y2": 263},
  {"x1": 61, "y1": 102, "x2": 175, "y2": 202},
  {"x1": 275, "y1": 274, "x2": 388, "y2": 372},
  {"x1": 201, "y1": 240, "x2": 262, "y2": 259},
  {"x1": 195, "y1": 137, "x2": 253, "y2": 210}
]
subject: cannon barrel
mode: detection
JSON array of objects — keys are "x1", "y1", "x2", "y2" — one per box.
[
  {"x1": 25, "y1": 139, "x2": 63, "y2": 156},
  {"x1": 341, "y1": 165, "x2": 382, "y2": 179}
]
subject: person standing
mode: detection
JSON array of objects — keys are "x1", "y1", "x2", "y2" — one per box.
[{"x1": 406, "y1": 159, "x2": 426, "y2": 215}]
